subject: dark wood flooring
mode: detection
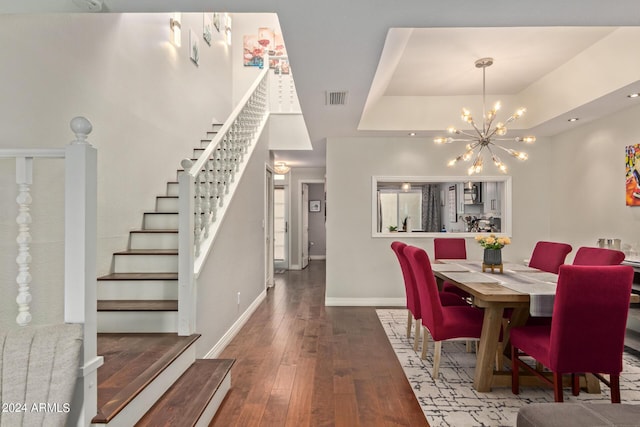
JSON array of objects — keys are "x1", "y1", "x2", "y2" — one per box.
[{"x1": 210, "y1": 260, "x2": 429, "y2": 427}]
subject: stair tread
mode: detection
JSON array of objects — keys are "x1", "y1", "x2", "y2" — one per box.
[
  {"x1": 135, "y1": 359, "x2": 235, "y2": 426},
  {"x1": 98, "y1": 273, "x2": 178, "y2": 281},
  {"x1": 93, "y1": 333, "x2": 200, "y2": 424},
  {"x1": 130, "y1": 229, "x2": 178, "y2": 234},
  {"x1": 114, "y1": 249, "x2": 178, "y2": 255},
  {"x1": 98, "y1": 300, "x2": 178, "y2": 311}
]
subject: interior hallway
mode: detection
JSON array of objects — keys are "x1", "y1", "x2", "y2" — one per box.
[{"x1": 210, "y1": 260, "x2": 428, "y2": 426}]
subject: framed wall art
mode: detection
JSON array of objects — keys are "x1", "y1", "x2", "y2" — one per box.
[
  {"x1": 626, "y1": 143, "x2": 640, "y2": 206},
  {"x1": 309, "y1": 200, "x2": 321, "y2": 212}
]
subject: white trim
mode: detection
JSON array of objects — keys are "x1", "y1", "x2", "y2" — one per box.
[
  {"x1": 203, "y1": 289, "x2": 267, "y2": 359},
  {"x1": 325, "y1": 297, "x2": 406, "y2": 307},
  {"x1": 309, "y1": 255, "x2": 326, "y2": 260},
  {"x1": 371, "y1": 175, "x2": 513, "y2": 237},
  {"x1": 289, "y1": 263, "x2": 301, "y2": 270}
]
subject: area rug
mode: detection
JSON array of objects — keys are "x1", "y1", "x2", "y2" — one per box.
[{"x1": 376, "y1": 308, "x2": 640, "y2": 427}]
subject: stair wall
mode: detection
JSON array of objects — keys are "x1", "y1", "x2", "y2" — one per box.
[{"x1": 194, "y1": 120, "x2": 272, "y2": 358}]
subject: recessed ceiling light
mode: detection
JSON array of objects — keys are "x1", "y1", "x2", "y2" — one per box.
[
  {"x1": 408, "y1": 132, "x2": 416, "y2": 136},
  {"x1": 568, "y1": 117, "x2": 580, "y2": 122},
  {"x1": 628, "y1": 93, "x2": 640, "y2": 98}
]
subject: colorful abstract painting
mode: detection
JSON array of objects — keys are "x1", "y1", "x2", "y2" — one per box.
[
  {"x1": 243, "y1": 34, "x2": 264, "y2": 67},
  {"x1": 626, "y1": 143, "x2": 640, "y2": 206}
]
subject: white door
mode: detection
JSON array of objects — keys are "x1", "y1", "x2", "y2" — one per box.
[
  {"x1": 301, "y1": 183, "x2": 310, "y2": 269},
  {"x1": 265, "y1": 169, "x2": 274, "y2": 288},
  {"x1": 274, "y1": 186, "x2": 289, "y2": 271}
]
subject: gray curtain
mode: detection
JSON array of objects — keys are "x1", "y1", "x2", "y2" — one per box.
[{"x1": 422, "y1": 185, "x2": 441, "y2": 232}]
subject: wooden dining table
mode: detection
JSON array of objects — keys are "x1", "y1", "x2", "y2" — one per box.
[{"x1": 432, "y1": 260, "x2": 640, "y2": 393}]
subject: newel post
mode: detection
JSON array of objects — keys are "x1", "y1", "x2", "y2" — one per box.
[
  {"x1": 178, "y1": 159, "x2": 196, "y2": 336},
  {"x1": 63, "y1": 116, "x2": 103, "y2": 427}
]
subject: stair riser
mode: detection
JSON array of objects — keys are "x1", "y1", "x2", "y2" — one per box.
[
  {"x1": 167, "y1": 183, "x2": 178, "y2": 197},
  {"x1": 97, "y1": 311, "x2": 178, "y2": 333},
  {"x1": 114, "y1": 254, "x2": 178, "y2": 273},
  {"x1": 195, "y1": 373, "x2": 231, "y2": 427},
  {"x1": 130, "y1": 233, "x2": 178, "y2": 250},
  {"x1": 144, "y1": 213, "x2": 179, "y2": 230},
  {"x1": 156, "y1": 198, "x2": 179, "y2": 212},
  {"x1": 97, "y1": 280, "x2": 178, "y2": 300},
  {"x1": 90, "y1": 342, "x2": 193, "y2": 426}
]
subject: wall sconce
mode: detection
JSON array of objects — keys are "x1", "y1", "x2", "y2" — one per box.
[
  {"x1": 170, "y1": 13, "x2": 182, "y2": 47},
  {"x1": 224, "y1": 14, "x2": 232, "y2": 46},
  {"x1": 274, "y1": 162, "x2": 291, "y2": 174},
  {"x1": 401, "y1": 182, "x2": 412, "y2": 192}
]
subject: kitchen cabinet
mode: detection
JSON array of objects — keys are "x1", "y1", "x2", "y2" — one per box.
[{"x1": 483, "y1": 181, "x2": 501, "y2": 213}]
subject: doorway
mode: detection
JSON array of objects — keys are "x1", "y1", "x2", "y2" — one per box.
[
  {"x1": 299, "y1": 179, "x2": 326, "y2": 269},
  {"x1": 273, "y1": 184, "x2": 289, "y2": 271}
]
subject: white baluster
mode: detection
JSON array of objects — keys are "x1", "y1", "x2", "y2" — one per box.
[
  {"x1": 15, "y1": 157, "x2": 33, "y2": 326},
  {"x1": 182, "y1": 158, "x2": 201, "y2": 257}
]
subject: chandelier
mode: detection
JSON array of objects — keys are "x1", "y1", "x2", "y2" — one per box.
[
  {"x1": 274, "y1": 162, "x2": 291, "y2": 174},
  {"x1": 434, "y1": 57, "x2": 535, "y2": 175}
]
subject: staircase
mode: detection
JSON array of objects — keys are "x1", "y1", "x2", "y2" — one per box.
[
  {"x1": 90, "y1": 68, "x2": 269, "y2": 425},
  {"x1": 96, "y1": 125, "x2": 222, "y2": 334},
  {"x1": 92, "y1": 124, "x2": 234, "y2": 426}
]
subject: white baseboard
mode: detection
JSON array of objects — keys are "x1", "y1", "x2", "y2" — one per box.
[
  {"x1": 324, "y1": 297, "x2": 406, "y2": 307},
  {"x1": 309, "y1": 255, "x2": 326, "y2": 260},
  {"x1": 289, "y1": 264, "x2": 301, "y2": 270},
  {"x1": 203, "y1": 289, "x2": 267, "y2": 359}
]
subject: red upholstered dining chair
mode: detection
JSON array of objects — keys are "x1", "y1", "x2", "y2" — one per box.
[
  {"x1": 528, "y1": 241, "x2": 573, "y2": 273},
  {"x1": 434, "y1": 238, "x2": 471, "y2": 300},
  {"x1": 390, "y1": 241, "x2": 468, "y2": 350},
  {"x1": 511, "y1": 265, "x2": 634, "y2": 403},
  {"x1": 404, "y1": 245, "x2": 484, "y2": 379},
  {"x1": 572, "y1": 246, "x2": 626, "y2": 266}
]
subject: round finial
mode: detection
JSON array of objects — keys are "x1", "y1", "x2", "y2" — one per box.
[
  {"x1": 70, "y1": 116, "x2": 93, "y2": 144},
  {"x1": 475, "y1": 57, "x2": 494, "y2": 68},
  {"x1": 181, "y1": 158, "x2": 194, "y2": 171}
]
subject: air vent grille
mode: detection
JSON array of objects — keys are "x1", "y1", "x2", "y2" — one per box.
[{"x1": 325, "y1": 91, "x2": 348, "y2": 106}]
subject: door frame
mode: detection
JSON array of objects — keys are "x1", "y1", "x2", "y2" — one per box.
[
  {"x1": 297, "y1": 178, "x2": 325, "y2": 269},
  {"x1": 265, "y1": 165, "x2": 275, "y2": 288}
]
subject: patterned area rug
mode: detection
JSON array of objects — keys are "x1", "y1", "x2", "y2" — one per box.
[{"x1": 376, "y1": 309, "x2": 640, "y2": 427}]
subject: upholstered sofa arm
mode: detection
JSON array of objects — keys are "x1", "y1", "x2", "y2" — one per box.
[
  {"x1": 517, "y1": 402, "x2": 640, "y2": 427},
  {"x1": 0, "y1": 323, "x2": 83, "y2": 427}
]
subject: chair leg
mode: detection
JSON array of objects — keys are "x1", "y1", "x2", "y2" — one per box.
[
  {"x1": 610, "y1": 375, "x2": 621, "y2": 403},
  {"x1": 433, "y1": 341, "x2": 442, "y2": 379},
  {"x1": 495, "y1": 340, "x2": 504, "y2": 371},
  {"x1": 421, "y1": 326, "x2": 429, "y2": 360},
  {"x1": 407, "y1": 311, "x2": 412, "y2": 338},
  {"x1": 466, "y1": 340, "x2": 472, "y2": 352},
  {"x1": 553, "y1": 372, "x2": 564, "y2": 402},
  {"x1": 571, "y1": 373, "x2": 580, "y2": 396},
  {"x1": 413, "y1": 321, "x2": 421, "y2": 351},
  {"x1": 511, "y1": 345, "x2": 520, "y2": 395}
]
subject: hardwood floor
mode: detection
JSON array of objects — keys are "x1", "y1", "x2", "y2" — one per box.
[{"x1": 210, "y1": 260, "x2": 428, "y2": 427}]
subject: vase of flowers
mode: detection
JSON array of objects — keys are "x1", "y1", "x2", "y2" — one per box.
[{"x1": 476, "y1": 234, "x2": 511, "y2": 269}]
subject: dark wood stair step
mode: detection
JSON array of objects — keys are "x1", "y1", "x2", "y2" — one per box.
[
  {"x1": 114, "y1": 249, "x2": 178, "y2": 255},
  {"x1": 98, "y1": 273, "x2": 178, "y2": 281},
  {"x1": 135, "y1": 359, "x2": 235, "y2": 426},
  {"x1": 93, "y1": 333, "x2": 200, "y2": 424},
  {"x1": 97, "y1": 300, "x2": 178, "y2": 311},
  {"x1": 130, "y1": 229, "x2": 178, "y2": 234}
]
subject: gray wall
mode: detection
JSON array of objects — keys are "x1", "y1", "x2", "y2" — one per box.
[
  {"x1": 308, "y1": 183, "x2": 326, "y2": 258},
  {"x1": 325, "y1": 135, "x2": 552, "y2": 305}
]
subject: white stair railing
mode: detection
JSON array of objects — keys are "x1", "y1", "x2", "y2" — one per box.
[
  {"x1": 178, "y1": 68, "x2": 269, "y2": 335},
  {"x1": 0, "y1": 116, "x2": 103, "y2": 427}
]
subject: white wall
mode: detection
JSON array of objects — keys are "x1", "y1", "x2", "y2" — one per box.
[
  {"x1": 195, "y1": 122, "x2": 269, "y2": 357},
  {"x1": 549, "y1": 103, "x2": 640, "y2": 259},
  {"x1": 0, "y1": 13, "x2": 233, "y2": 327},
  {"x1": 325, "y1": 136, "x2": 552, "y2": 305}
]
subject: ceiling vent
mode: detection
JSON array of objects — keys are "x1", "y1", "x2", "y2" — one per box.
[{"x1": 325, "y1": 91, "x2": 348, "y2": 106}]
